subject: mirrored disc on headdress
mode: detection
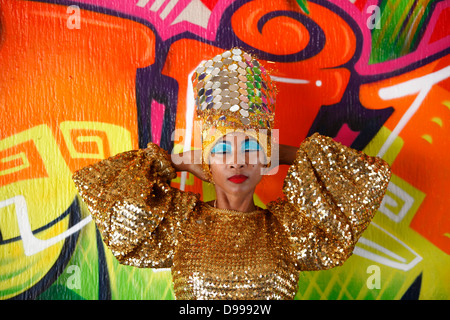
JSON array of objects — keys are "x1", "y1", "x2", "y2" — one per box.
[{"x1": 192, "y1": 48, "x2": 276, "y2": 132}]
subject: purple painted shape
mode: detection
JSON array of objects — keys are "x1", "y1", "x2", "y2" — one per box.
[
  {"x1": 333, "y1": 123, "x2": 359, "y2": 146},
  {"x1": 151, "y1": 100, "x2": 166, "y2": 145}
]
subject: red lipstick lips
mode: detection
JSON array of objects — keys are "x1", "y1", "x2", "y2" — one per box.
[{"x1": 228, "y1": 175, "x2": 248, "y2": 184}]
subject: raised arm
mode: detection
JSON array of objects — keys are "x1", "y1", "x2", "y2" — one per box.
[
  {"x1": 268, "y1": 133, "x2": 391, "y2": 271},
  {"x1": 72, "y1": 142, "x2": 199, "y2": 268}
]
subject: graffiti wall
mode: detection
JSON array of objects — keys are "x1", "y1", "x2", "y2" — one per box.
[{"x1": 1, "y1": 0, "x2": 449, "y2": 300}]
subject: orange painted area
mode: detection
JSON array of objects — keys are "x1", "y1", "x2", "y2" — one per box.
[
  {"x1": 164, "y1": 1, "x2": 356, "y2": 202},
  {"x1": 69, "y1": 129, "x2": 112, "y2": 159},
  {"x1": 231, "y1": 0, "x2": 355, "y2": 147},
  {"x1": 162, "y1": 40, "x2": 226, "y2": 142},
  {"x1": 231, "y1": 1, "x2": 356, "y2": 68},
  {"x1": 161, "y1": 41, "x2": 225, "y2": 196},
  {"x1": 0, "y1": 141, "x2": 48, "y2": 187},
  {"x1": 0, "y1": 0, "x2": 449, "y2": 301},
  {"x1": 233, "y1": 1, "x2": 356, "y2": 203},
  {"x1": 0, "y1": 0, "x2": 156, "y2": 173},
  {"x1": 359, "y1": 55, "x2": 450, "y2": 254}
]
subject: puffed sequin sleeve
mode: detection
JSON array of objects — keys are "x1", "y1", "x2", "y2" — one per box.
[
  {"x1": 267, "y1": 133, "x2": 391, "y2": 271},
  {"x1": 72, "y1": 142, "x2": 199, "y2": 268}
]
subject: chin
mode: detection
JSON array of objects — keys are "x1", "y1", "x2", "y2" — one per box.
[{"x1": 226, "y1": 181, "x2": 256, "y2": 193}]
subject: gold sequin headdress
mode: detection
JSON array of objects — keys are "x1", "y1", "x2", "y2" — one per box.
[{"x1": 192, "y1": 48, "x2": 277, "y2": 179}]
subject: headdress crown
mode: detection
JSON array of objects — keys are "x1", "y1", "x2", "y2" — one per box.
[{"x1": 192, "y1": 48, "x2": 276, "y2": 133}]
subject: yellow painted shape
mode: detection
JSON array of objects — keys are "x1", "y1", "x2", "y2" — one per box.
[
  {"x1": 442, "y1": 100, "x2": 450, "y2": 109},
  {"x1": 421, "y1": 134, "x2": 433, "y2": 144},
  {"x1": 431, "y1": 117, "x2": 443, "y2": 127},
  {"x1": 60, "y1": 121, "x2": 133, "y2": 159},
  {"x1": 0, "y1": 124, "x2": 76, "y2": 299},
  {"x1": 0, "y1": 152, "x2": 30, "y2": 176},
  {"x1": 363, "y1": 126, "x2": 404, "y2": 165}
]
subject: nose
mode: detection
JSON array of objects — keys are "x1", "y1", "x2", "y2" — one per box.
[
  {"x1": 229, "y1": 162, "x2": 245, "y2": 169},
  {"x1": 226, "y1": 148, "x2": 246, "y2": 167}
]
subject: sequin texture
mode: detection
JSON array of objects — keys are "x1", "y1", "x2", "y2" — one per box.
[
  {"x1": 192, "y1": 49, "x2": 276, "y2": 130},
  {"x1": 72, "y1": 133, "x2": 391, "y2": 300}
]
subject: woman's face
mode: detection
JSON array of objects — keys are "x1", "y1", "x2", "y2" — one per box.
[{"x1": 208, "y1": 132, "x2": 266, "y2": 196}]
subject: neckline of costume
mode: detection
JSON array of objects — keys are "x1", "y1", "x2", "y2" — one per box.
[{"x1": 203, "y1": 201, "x2": 264, "y2": 215}]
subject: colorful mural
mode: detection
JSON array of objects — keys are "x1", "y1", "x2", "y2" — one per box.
[{"x1": 0, "y1": 0, "x2": 449, "y2": 300}]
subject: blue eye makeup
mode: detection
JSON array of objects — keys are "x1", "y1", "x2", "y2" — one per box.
[
  {"x1": 211, "y1": 139, "x2": 261, "y2": 155},
  {"x1": 211, "y1": 142, "x2": 232, "y2": 154},
  {"x1": 242, "y1": 139, "x2": 261, "y2": 152}
]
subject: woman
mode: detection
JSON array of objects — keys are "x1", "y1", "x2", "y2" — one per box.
[{"x1": 72, "y1": 48, "x2": 391, "y2": 300}]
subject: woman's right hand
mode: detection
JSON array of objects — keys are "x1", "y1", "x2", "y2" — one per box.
[{"x1": 171, "y1": 149, "x2": 209, "y2": 182}]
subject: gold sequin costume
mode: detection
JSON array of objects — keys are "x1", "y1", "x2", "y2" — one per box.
[{"x1": 72, "y1": 133, "x2": 391, "y2": 300}]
